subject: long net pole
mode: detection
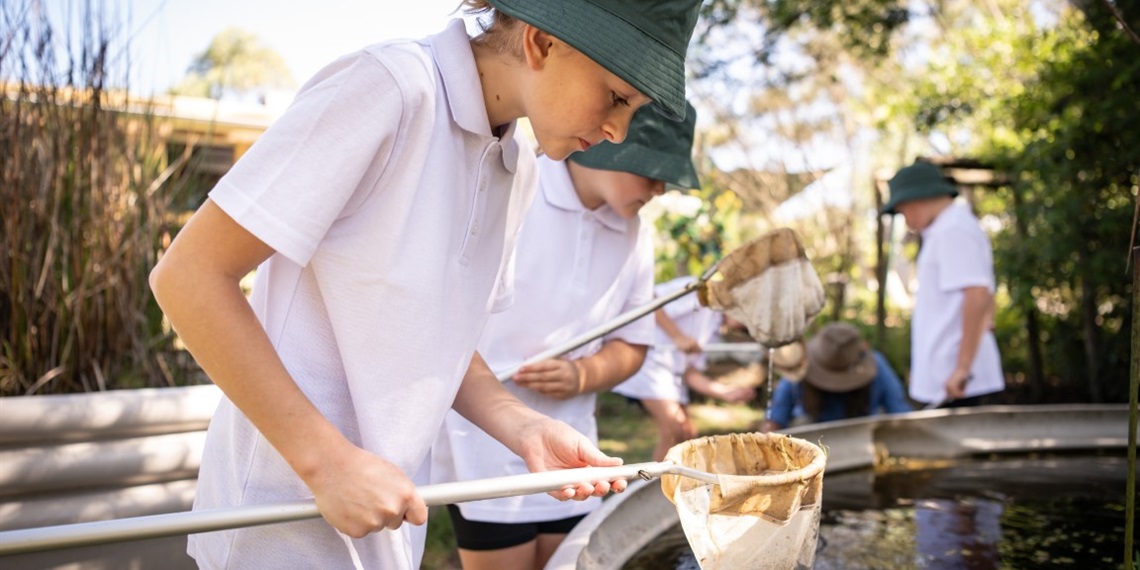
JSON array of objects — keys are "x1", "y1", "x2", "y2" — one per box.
[
  {"x1": 1126, "y1": 246, "x2": 1137, "y2": 570},
  {"x1": 491, "y1": 259, "x2": 724, "y2": 381}
]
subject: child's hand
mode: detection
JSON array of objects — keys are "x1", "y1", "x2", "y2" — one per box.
[
  {"x1": 302, "y1": 440, "x2": 427, "y2": 538},
  {"x1": 686, "y1": 370, "x2": 755, "y2": 403},
  {"x1": 943, "y1": 369, "x2": 972, "y2": 400},
  {"x1": 515, "y1": 417, "x2": 628, "y2": 501},
  {"x1": 709, "y1": 382, "x2": 756, "y2": 404},
  {"x1": 512, "y1": 358, "x2": 584, "y2": 400}
]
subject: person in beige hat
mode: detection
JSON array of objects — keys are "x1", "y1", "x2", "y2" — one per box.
[{"x1": 762, "y1": 323, "x2": 912, "y2": 431}]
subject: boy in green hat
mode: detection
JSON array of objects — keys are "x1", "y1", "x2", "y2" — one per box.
[
  {"x1": 150, "y1": 1, "x2": 703, "y2": 567},
  {"x1": 882, "y1": 161, "x2": 1005, "y2": 409},
  {"x1": 433, "y1": 101, "x2": 701, "y2": 570}
]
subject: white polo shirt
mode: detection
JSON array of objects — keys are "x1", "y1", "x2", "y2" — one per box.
[
  {"x1": 189, "y1": 20, "x2": 537, "y2": 569},
  {"x1": 432, "y1": 156, "x2": 656, "y2": 524},
  {"x1": 909, "y1": 202, "x2": 1004, "y2": 404},
  {"x1": 613, "y1": 276, "x2": 723, "y2": 403}
]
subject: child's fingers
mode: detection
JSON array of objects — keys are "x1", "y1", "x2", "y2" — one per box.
[
  {"x1": 589, "y1": 479, "x2": 612, "y2": 497},
  {"x1": 513, "y1": 363, "x2": 558, "y2": 384},
  {"x1": 513, "y1": 371, "x2": 555, "y2": 389},
  {"x1": 404, "y1": 498, "x2": 428, "y2": 526},
  {"x1": 514, "y1": 368, "x2": 553, "y2": 382},
  {"x1": 515, "y1": 359, "x2": 561, "y2": 375},
  {"x1": 552, "y1": 479, "x2": 624, "y2": 501},
  {"x1": 568, "y1": 481, "x2": 600, "y2": 500},
  {"x1": 514, "y1": 365, "x2": 578, "y2": 398},
  {"x1": 579, "y1": 442, "x2": 623, "y2": 467}
]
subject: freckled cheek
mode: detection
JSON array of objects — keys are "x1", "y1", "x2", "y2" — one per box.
[{"x1": 573, "y1": 95, "x2": 610, "y2": 122}]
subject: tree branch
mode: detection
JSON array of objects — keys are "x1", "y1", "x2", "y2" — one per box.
[{"x1": 1099, "y1": 0, "x2": 1140, "y2": 44}]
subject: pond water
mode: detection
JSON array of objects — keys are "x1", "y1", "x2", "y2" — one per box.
[{"x1": 623, "y1": 451, "x2": 1135, "y2": 570}]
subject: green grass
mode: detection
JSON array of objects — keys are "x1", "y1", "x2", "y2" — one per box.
[
  {"x1": 596, "y1": 391, "x2": 661, "y2": 463},
  {"x1": 423, "y1": 507, "x2": 461, "y2": 569}
]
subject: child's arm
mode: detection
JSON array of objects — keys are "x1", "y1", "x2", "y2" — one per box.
[
  {"x1": 452, "y1": 353, "x2": 627, "y2": 499},
  {"x1": 683, "y1": 367, "x2": 755, "y2": 403},
  {"x1": 945, "y1": 286, "x2": 992, "y2": 399},
  {"x1": 511, "y1": 339, "x2": 648, "y2": 400},
  {"x1": 150, "y1": 200, "x2": 427, "y2": 537},
  {"x1": 656, "y1": 308, "x2": 700, "y2": 353}
]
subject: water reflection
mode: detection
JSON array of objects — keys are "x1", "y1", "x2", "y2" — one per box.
[
  {"x1": 914, "y1": 498, "x2": 1002, "y2": 569},
  {"x1": 623, "y1": 452, "x2": 1133, "y2": 570}
]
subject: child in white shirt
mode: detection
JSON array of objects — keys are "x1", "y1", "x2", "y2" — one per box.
[
  {"x1": 433, "y1": 100, "x2": 702, "y2": 570},
  {"x1": 882, "y1": 161, "x2": 1005, "y2": 408},
  {"x1": 148, "y1": 1, "x2": 703, "y2": 567}
]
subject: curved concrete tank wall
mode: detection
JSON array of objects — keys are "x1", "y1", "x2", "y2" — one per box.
[
  {"x1": 0, "y1": 385, "x2": 221, "y2": 570},
  {"x1": 545, "y1": 404, "x2": 1135, "y2": 570},
  {"x1": 0, "y1": 396, "x2": 1131, "y2": 569}
]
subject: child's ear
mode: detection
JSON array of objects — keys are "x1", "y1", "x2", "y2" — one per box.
[{"x1": 522, "y1": 25, "x2": 556, "y2": 70}]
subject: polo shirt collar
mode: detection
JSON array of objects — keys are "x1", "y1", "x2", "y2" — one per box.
[
  {"x1": 426, "y1": 19, "x2": 519, "y2": 173},
  {"x1": 538, "y1": 157, "x2": 627, "y2": 233}
]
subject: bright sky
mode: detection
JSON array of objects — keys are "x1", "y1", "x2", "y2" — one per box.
[{"x1": 112, "y1": 0, "x2": 468, "y2": 96}]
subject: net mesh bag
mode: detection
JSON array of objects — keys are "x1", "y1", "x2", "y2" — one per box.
[
  {"x1": 661, "y1": 433, "x2": 826, "y2": 569},
  {"x1": 698, "y1": 228, "x2": 826, "y2": 347}
]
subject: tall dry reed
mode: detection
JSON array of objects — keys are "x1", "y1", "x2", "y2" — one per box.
[{"x1": 1, "y1": 2, "x2": 196, "y2": 395}]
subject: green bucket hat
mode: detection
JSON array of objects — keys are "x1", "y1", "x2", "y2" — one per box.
[
  {"x1": 567, "y1": 100, "x2": 700, "y2": 189},
  {"x1": 486, "y1": 0, "x2": 702, "y2": 122},
  {"x1": 882, "y1": 161, "x2": 959, "y2": 215}
]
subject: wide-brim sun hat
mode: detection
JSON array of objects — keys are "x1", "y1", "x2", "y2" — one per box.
[
  {"x1": 567, "y1": 100, "x2": 700, "y2": 189},
  {"x1": 486, "y1": 0, "x2": 702, "y2": 122},
  {"x1": 881, "y1": 160, "x2": 960, "y2": 215},
  {"x1": 803, "y1": 323, "x2": 876, "y2": 392}
]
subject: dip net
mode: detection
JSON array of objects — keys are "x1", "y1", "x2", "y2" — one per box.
[
  {"x1": 698, "y1": 228, "x2": 825, "y2": 348},
  {"x1": 660, "y1": 433, "x2": 826, "y2": 569}
]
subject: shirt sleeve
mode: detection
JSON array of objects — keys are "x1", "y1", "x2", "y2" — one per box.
[
  {"x1": 871, "y1": 351, "x2": 914, "y2": 414},
  {"x1": 208, "y1": 51, "x2": 412, "y2": 267},
  {"x1": 932, "y1": 224, "x2": 995, "y2": 293}
]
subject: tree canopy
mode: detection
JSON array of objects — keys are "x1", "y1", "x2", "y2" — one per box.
[
  {"x1": 171, "y1": 27, "x2": 295, "y2": 100},
  {"x1": 683, "y1": 0, "x2": 1139, "y2": 402}
]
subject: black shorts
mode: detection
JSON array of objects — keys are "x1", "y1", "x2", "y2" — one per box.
[
  {"x1": 622, "y1": 395, "x2": 646, "y2": 411},
  {"x1": 939, "y1": 395, "x2": 989, "y2": 409},
  {"x1": 446, "y1": 504, "x2": 586, "y2": 551}
]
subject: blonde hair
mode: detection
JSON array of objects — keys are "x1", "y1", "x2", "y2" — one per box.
[{"x1": 460, "y1": 1, "x2": 526, "y2": 58}]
